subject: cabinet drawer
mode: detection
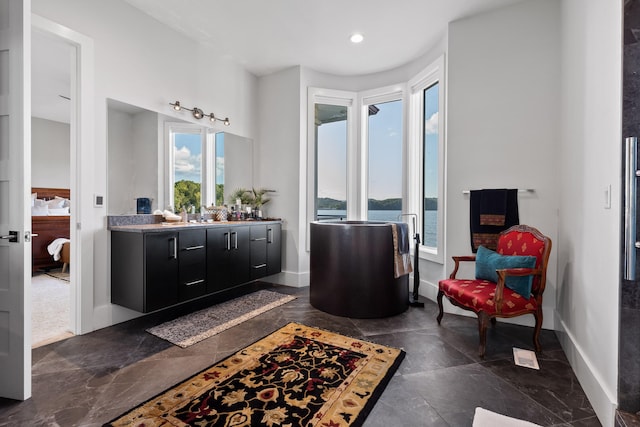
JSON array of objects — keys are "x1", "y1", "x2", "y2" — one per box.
[
  {"x1": 250, "y1": 225, "x2": 267, "y2": 241},
  {"x1": 250, "y1": 225, "x2": 267, "y2": 279},
  {"x1": 179, "y1": 229, "x2": 206, "y2": 301},
  {"x1": 179, "y1": 229, "x2": 206, "y2": 250}
]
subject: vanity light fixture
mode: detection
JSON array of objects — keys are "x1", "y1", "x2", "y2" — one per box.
[{"x1": 169, "y1": 100, "x2": 230, "y2": 126}]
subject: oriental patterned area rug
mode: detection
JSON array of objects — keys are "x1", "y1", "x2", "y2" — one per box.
[
  {"x1": 105, "y1": 322, "x2": 405, "y2": 427},
  {"x1": 147, "y1": 290, "x2": 296, "y2": 348}
]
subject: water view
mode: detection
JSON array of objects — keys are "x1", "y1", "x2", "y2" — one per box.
[{"x1": 317, "y1": 209, "x2": 437, "y2": 247}]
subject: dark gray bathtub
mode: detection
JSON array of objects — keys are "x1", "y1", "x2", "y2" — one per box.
[{"x1": 310, "y1": 221, "x2": 409, "y2": 318}]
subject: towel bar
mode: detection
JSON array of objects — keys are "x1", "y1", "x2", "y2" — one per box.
[{"x1": 462, "y1": 189, "x2": 534, "y2": 195}]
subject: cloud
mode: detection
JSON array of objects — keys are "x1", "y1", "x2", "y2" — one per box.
[
  {"x1": 174, "y1": 145, "x2": 201, "y2": 180},
  {"x1": 425, "y1": 111, "x2": 438, "y2": 135},
  {"x1": 215, "y1": 156, "x2": 225, "y2": 183}
]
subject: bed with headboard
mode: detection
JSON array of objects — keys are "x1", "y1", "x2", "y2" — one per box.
[{"x1": 31, "y1": 187, "x2": 71, "y2": 271}]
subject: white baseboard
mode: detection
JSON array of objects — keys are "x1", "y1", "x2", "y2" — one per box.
[
  {"x1": 91, "y1": 303, "x2": 142, "y2": 332},
  {"x1": 555, "y1": 313, "x2": 616, "y2": 427},
  {"x1": 264, "y1": 270, "x2": 309, "y2": 288}
]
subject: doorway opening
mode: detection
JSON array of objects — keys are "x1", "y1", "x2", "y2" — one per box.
[{"x1": 30, "y1": 25, "x2": 76, "y2": 348}]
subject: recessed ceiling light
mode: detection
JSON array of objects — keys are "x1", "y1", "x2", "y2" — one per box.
[{"x1": 350, "y1": 33, "x2": 364, "y2": 44}]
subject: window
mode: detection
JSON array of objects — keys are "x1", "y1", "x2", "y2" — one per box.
[
  {"x1": 308, "y1": 57, "x2": 444, "y2": 263},
  {"x1": 166, "y1": 123, "x2": 213, "y2": 213},
  {"x1": 423, "y1": 82, "x2": 439, "y2": 247},
  {"x1": 307, "y1": 88, "x2": 356, "y2": 225},
  {"x1": 409, "y1": 54, "x2": 445, "y2": 262},
  {"x1": 365, "y1": 98, "x2": 403, "y2": 221},
  {"x1": 215, "y1": 132, "x2": 225, "y2": 206},
  {"x1": 315, "y1": 103, "x2": 348, "y2": 220}
]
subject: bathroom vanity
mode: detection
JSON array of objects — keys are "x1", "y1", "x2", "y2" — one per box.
[{"x1": 110, "y1": 220, "x2": 281, "y2": 313}]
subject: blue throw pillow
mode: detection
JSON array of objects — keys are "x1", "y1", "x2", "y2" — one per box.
[{"x1": 475, "y1": 246, "x2": 537, "y2": 297}]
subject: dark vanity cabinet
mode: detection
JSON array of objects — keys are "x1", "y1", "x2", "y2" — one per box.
[
  {"x1": 178, "y1": 229, "x2": 207, "y2": 302},
  {"x1": 111, "y1": 230, "x2": 179, "y2": 313},
  {"x1": 206, "y1": 225, "x2": 251, "y2": 293},
  {"x1": 250, "y1": 223, "x2": 282, "y2": 280},
  {"x1": 267, "y1": 223, "x2": 282, "y2": 276},
  {"x1": 111, "y1": 221, "x2": 281, "y2": 313}
]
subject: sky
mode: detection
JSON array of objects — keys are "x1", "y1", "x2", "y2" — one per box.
[{"x1": 174, "y1": 132, "x2": 202, "y2": 183}]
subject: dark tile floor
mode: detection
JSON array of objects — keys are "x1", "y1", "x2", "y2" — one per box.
[{"x1": 0, "y1": 283, "x2": 600, "y2": 426}]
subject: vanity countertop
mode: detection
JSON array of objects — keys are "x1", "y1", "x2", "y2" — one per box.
[{"x1": 109, "y1": 219, "x2": 282, "y2": 233}]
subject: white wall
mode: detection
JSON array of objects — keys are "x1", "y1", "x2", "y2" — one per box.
[
  {"x1": 256, "y1": 67, "x2": 304, "y2": 284},
  {"x1": 443, "y1": 0, "x2": 561, "y2": 330},
  {"x1": 32, "y1": 0, "x2": 258, "y2": 329},
  {"x1": 31, "y1": 117, "x2": 69, "y2": 188},
  {"x1": 557, "y1": 0, "x2": 621, "y2": 425}
]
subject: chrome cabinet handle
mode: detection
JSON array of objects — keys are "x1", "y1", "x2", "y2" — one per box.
[
  {"x1": 184, "y1": 279, "x2": 205, "y2": 286},
  {"x1": 268, "y1": 228, "x2": 273, "y2": 244},
  {"x1": 232, "y1": 231, "x2": 238, "y2": 249},
  {"x1": 170, "y1": 237, "x2": 177, "y2": 259},
  {"x1": 183, "y1": 245, "x2": 204, "y2": 251},
  {"x1": 225, "y1": 232, "x2": 230, "y2": 251},
  {"x1": 252, "y1": 263, "x2": 267, "y2": 269},
  {"x1": 252, "y1": 237, "x2": 266, "y2": 242}
]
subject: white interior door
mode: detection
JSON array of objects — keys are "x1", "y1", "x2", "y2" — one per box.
[{"x1": 0, "y1": 0, "x2": 31, "y2": 400}]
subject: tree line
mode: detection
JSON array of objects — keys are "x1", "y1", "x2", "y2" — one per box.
[{"x1": 318, "y1": 197, "x2": 437, "y2": 210}]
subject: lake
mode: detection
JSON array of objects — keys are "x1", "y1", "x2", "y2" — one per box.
[{"x1": 317, "y1": 209, "x2": 437, "y2": 247}]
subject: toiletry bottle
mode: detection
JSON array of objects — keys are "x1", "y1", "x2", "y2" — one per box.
[{"x1": 181, "y1": 206, "x2": 188, "y2": 222}]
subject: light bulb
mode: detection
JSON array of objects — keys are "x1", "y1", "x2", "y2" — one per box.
[{"x1": 350, "y1": 33, "x2": 364, "y2": 44}]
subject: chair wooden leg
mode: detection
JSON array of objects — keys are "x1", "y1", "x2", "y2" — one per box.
[
  {"x1": 533, "y1": 308, "x2": 543, "y2": 352},
  {"x1": 478, "y1": 312, "x2": 490, "y2": 357},
  {"x1": 61, "y1": 263, "x2": 68, "y2": 274},
  {"x1": 436, "y1": 290, "x2": 444, "y2": 324}
]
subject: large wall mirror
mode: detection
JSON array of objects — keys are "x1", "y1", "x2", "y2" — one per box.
[{"x1": 107, "y1": 99, "x2": 253, "y2": 215}]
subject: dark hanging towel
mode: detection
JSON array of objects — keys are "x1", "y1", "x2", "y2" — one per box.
[{"x1": 469, "y1": 189, "x2": 519, "y2": 252}]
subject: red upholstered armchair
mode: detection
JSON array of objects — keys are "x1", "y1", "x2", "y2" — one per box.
[{"x1": 437, "y1": 225, "x2": 552, "y2": 357}]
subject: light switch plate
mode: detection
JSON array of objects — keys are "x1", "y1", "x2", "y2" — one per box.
[{"x1": 94, "y1": 194, "x2": 104, "y2": 207}]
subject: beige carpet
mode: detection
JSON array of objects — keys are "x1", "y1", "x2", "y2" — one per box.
[{"x1": 32, "y1": 272, "x2": 72, "y2": 347}]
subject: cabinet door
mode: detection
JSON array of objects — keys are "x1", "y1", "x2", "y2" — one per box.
[
  {"x1": 178, "y1": 229, "x2": 207, "y2": 301},
  {"x1": 250, "y1": 225, "x2": 268, "y2": 280},
  {"x1": 144, "y1": 232, "x2": 179, "y2": 312},
  {"x1": 267, "y1": 223, "x2": 282, "y2": 275},
  {"x1": 229, "y1": 226, "x2": 251, "y2": 285},
  {"x1": 206, "y1": 227, "x2": 231, "y2": 293}
]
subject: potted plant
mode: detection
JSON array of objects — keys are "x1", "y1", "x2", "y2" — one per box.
[
  {"x1": 228, "y1": 188, "x2": 253, "y2": 206},
  {"x1": 252, "y1": 188, "x2": 275, "y2": 218}
]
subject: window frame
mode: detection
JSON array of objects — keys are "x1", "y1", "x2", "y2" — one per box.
[
  {"x1": 408, "y1": 54, "x2": 446, "y2": 263},
  {"x1": 360, "y1": 86, "x2": 406, "y2": 220},
  {"x1": 164, "y1": 122, "x2": 213, "y2": 211},
  {"x1": 306, "y1": 87, "x2": 357, "y2": 221}
]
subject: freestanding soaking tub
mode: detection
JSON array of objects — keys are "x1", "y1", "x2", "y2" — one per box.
[{"x1": 310, "y1": 221, "x2": 409, "y2": 318}]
